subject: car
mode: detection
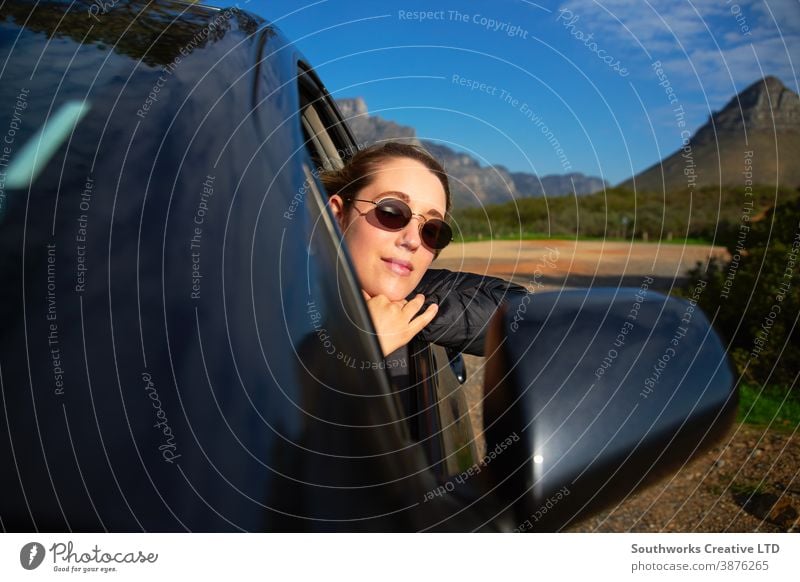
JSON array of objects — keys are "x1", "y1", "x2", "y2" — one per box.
[{"x1": 0, "y1": 0, "x2": 736, "y2": 532}]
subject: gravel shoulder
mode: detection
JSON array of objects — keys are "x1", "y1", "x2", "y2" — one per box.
[{"x1": 567, "y1": 423, "x2": 800, "y2": 532}]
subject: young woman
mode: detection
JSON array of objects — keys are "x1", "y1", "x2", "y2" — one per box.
[{"x1": 322, "y1": 142, "x2": 526, "y2": 358}]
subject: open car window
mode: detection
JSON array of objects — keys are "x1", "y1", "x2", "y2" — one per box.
[
  {"x1": 294, "y1": 64, "x2": 481, "y2": 482},
  {"x1": 297, "y1": 63, "x2": 353, "y2": 172}
]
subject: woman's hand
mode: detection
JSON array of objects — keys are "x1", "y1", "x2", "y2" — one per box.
[{"x1": 362, "y1": 292, "x2": 438, "y2": 356}]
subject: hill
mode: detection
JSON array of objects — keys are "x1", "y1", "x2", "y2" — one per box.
[{"x1": 621, "y1": 76, "x2": 800, "y2": 192}]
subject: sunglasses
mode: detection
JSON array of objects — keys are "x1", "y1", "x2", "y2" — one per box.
[{"x1": 349, "y1": 197, "x2": 453, "y2": 251}]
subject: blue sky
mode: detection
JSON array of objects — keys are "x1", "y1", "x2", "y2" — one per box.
[{"x1": 209, "y1": 0, "x2": 798, "y2": 185}]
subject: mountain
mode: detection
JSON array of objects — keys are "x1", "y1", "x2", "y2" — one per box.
[
  {"x1": 337, "y1": 98, "x2": 417, "y2": 144},
  {"x1": 335, "y1": 98, "x2": 608, "y2": 208},
  {"x1": 621, "y1": 76, "x2": 800, "y2": 192}
]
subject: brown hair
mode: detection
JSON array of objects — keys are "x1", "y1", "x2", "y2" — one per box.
[{"x1": 320, "y1": 142, "x2": 452, "y2": 215}]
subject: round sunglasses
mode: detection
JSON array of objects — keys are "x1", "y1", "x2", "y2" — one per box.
[{"x1": 349, "y1": 197, "x2": 453, "y2": 251}]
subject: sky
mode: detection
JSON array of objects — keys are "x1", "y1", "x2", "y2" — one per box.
[{"x1": 206, "y1": 0, "x2": 799, "y2": 185}]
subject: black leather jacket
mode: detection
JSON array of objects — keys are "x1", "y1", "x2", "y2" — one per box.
[{"x1": 410, "y1": 268, "x2": 528, "y2": 356}]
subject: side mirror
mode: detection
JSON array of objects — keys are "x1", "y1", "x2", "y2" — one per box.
[{"x1": 482, "y1": 287, "x2": 736, "y2": 531}]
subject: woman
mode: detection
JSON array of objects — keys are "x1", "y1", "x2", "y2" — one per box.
[{"x1": 322, "y1": 142, "x2": 526, "y2": 358}]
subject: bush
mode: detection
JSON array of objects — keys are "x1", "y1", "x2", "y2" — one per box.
[
  {"x1": 737, "y1": 384, "x2": 800, "y2": 429},
  {"x1": 682, "y1": 199, "x2": 800, "y2": 390}
]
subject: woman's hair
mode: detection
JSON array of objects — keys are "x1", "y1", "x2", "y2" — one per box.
[{"x1": 320, "y1": 142, "x2": 452, "y2": 215}]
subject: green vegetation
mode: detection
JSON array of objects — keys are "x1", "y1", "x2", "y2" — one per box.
[
  {"x1": 678, "y1": 198, "x2": 800, "y2": 419},
  {"x1": 681, "y1": 198, "x2": 799, "y2": 388},
  {"x1": 729, "y1": 479, "x2": 771, "y2": 497},
  {"x1": 736, "y1": 385, "x2": 800, "y2": 431},
  {"x1": 452, "y1": 184, "x2": 799, "y2": 243}
]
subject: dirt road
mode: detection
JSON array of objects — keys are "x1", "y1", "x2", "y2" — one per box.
[{"x1": 437, "y1": 239, "x2": 729, "y2": 290}]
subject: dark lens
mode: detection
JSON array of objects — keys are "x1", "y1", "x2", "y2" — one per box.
[
  {"x1": 421, "y1": 220, "x2": 452, "y2": 250},
  {"x1": 374, "y1": 199, "x2": 411, "y2": 230}
]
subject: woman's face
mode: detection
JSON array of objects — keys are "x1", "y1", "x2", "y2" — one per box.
[{"x1": 330, "y1": 157, "x2": 447, "y2": 301}]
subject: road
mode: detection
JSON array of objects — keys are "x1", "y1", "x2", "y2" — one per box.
[{"x1": 437, "y1": 239, "x2": 729, "y2": 291}]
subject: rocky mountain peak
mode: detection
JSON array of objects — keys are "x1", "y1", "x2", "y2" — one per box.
[
  {"x1": 336, "y1": 97, "x2": 369, "y2": 118},
  {"x1": 623, "y1": 76, "x2": 800, "y2": 191},
  {"x1": 695, "y1": 76, "x2": 799, "y2": 143}
]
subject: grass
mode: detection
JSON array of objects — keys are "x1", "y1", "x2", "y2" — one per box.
[
  {"x1": 729, "y1": 481, "x2": 770, "y2": 497},
  {"x1": 736, "y1": 384, "x2": 800, "y2": 431}
]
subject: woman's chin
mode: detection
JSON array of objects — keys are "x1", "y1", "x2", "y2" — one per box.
[
  {"x1": 377, "y1": 288, "x2": 412, "y2": 302},
  {"x1": 367, "y1": 280, "x2": 416, "y2": 302}
]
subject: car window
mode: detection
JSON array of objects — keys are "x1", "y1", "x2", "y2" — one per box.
[{"x1": 297, "y1": 63, "x2": 352, "y2": 171}]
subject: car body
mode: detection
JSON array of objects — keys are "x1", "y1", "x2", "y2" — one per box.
[{"x1": 0, "y1": 0, "x2": 735, "y2": 532}]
